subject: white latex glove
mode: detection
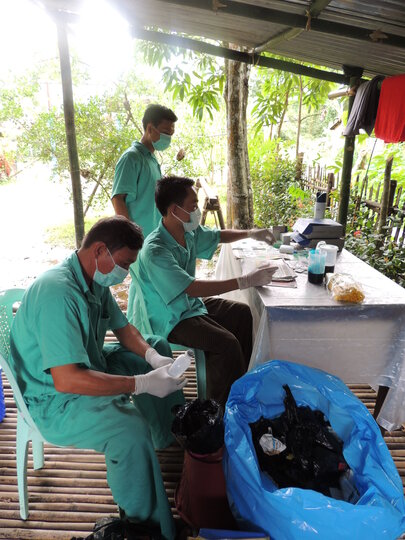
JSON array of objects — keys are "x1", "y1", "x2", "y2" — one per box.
[
  {"x1": 249, "y1": 228, "x2": 276, "y2": 245},
  {"x1": 134, "y1": 365, "x2": 188, "y2": 398},
  {"x1": 237, "y1": 264, "x2": 277, "y2": 290},
  {"x1": 145, "y1": 347, "x2": 173, "y2": 369}
]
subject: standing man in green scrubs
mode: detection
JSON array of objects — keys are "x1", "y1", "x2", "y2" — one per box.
[
  {"x1": 111, "y1": 103, "x2": 178, "y2": 322},
  {"x1": 133, "y1": 176, "x2": 277, "y2": 406},
  {"x1": 10, "y1": 216, "x2": 186, "y2": 540}
]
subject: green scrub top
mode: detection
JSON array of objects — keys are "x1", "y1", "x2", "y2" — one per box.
[
  {"x1": 135, "y1": 220, "x2": 220, "y2": 338},
  {"x1": 9, "y1": 252, "x2": 128, "y2": 402},
  {"x1": 112, "y1": 141, "x2": 162, "y2": 237}
]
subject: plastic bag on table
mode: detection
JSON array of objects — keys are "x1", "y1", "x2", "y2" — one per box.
[
  {"x1": 172, "y1": 398, "x2": 224, "y2": 454},
  {"x1": 326, "y1": 273, "x2": 365, "y2": 303},
  {"x1": 223, "y1": 360, "x2": 405, "y2": 540}
]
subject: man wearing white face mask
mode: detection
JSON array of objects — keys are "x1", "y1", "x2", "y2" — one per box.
[
  {"x1": 10, "y1": 216, "x2": 186, "y2": 540},
  {"x1": 111, "y1": 104, "x2": 178, "y2": 323},
  {"x1": 111, "y1": 104, "x2": 177, "y2": 237},
  {"x1": 133, "y1": 176, "x2": 278, "y2": 406}
]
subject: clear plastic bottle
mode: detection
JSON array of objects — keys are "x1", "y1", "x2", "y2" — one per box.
[{"x1": 168, "y1": 349, "x2": 194, "y2": 377}]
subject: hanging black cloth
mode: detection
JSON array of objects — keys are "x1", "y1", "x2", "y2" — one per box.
[{"x1": 343, "y1": 75, "x2": 384, "y2": 136}]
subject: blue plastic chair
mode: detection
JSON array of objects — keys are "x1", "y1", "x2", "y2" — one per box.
[
  {"x1": 0, "y1": 289, "x2": 49, "y2": 520},
  {"x1": 131, "y1": 275, "x2": 207, "y2": 399}
]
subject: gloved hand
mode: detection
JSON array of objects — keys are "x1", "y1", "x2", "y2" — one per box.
[
  {"x1": 134, "y1": 365, "x2": 188, "y2": 398},
  {"x1": 237, "y1": 264, "x2": 277, "y2": 290},
  {"x1": 145, "y1": 347, "x2": 173, "y2": 369},
  {"x1": 249, "y1": 228, "x2": 276, "y2": 245}
]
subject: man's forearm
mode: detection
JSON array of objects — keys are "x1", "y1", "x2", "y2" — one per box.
[
  {"x1": 51, "y1": 364, "x2": 135, "y2": 395},
  {"x1": 220, "y1": 229, "x2": 249, "y2": 243},
  {"x1": 185, "y1": 278, "x2": 239, "y2": 297},
  {"x1": 113, "y1": 323, "x2": 150, "y2": 358},
  {"x1": 112, "y1": 194, "x2": 130, "y2": 219}
]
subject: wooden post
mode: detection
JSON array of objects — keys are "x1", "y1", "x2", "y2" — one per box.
[
  {"x1": 295, "y1": 152, "x2": 304, "y2": 184},
  {"x1": 378, "y1": 155, "x2": 394, "y2": 234},
  {"x1": 338, "y1": 67, "x2": 363, "y2": 229},
  {"x1": 56, "y1": 17, "x2": 85, "y2": 248},
  {"x1": 326, "y1": 172, "x2": 334, "y2": 206}
]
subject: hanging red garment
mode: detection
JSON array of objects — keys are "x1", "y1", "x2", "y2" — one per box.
[{"x1": 374, "y1": 74, "x2": 405, "y2": 143}]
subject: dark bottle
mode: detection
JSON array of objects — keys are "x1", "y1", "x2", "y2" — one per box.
[
  {"x1": 308, "y1": 271, "x2": 324, "y2": 285},
  {"x1": 324, "y1": 265, "x2": 335, "y2": 275}
]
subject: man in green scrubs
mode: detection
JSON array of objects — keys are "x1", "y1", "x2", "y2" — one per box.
[
  {"x1": 133, "y1": 176, "x2": 277, "y2": 406},
  {"x1": 111, "y1": 103, "x2": 178, "y2": 323},
  {"x1": 10, "y1": 216, "x2": 186, "y2": 540}
]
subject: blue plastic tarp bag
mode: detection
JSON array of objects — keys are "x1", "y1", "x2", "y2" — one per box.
[{"x1": 223, "y1": 360, "x2": 405, "y2": 540}]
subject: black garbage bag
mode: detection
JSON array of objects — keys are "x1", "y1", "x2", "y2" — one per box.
[
  {"x1": 172, "y1": 398, "x2": 224, "y2": 454},
  {"x1": 250, "y1": 384, "x2": 354, "y2": 497},
  {"x1": 71, "y1": 516, "x2": 164, "y2": 540}
]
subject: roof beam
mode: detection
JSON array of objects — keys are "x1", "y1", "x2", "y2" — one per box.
[
  {"x1": 129, "y1": 26, "x2": 349, "y2": 84},
  {"x1": 163, "y1": 0, "x2": 405, "y2": 50},
  {"x1": 47, "y1": 8, "x2": 349, "y2": 83},
  {"x1": 255, "y1": 0, "x2": 332, "y2": 52}
]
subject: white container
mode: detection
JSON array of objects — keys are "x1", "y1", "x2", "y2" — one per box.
[
  {"x1": 168, "y1": 350, "x2": 194, "y2": 377},
  {"x1": 272, "y1": 225, "x2": 287, "y2": 241},
  {"x1": 280, "y1": 232, "x2": 293, "y2": 245},
  {"x1": 316, "y1": 241, "x2": 339, "y2": 272},
  {"x1": 279, "y1": 244, "x2": 294, "y2": 254}
]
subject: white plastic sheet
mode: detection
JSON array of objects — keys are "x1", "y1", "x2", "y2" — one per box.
[{"x1": 215, "y1": 239, "x2": 405, "y2": 430}]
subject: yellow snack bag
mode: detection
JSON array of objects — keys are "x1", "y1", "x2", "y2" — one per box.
[{"x1": 326, "y1": 273, "x2": 365, "y2": 303}]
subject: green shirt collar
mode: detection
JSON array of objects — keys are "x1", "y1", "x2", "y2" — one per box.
[
  {"x1": 158, "y1": 219, "x2": 193, "y2": 250},
  {"x1": 132, "y1": 141, "x2": 158, "y2": 161},
  {"x1": 67, "y1": 251, "x2": 102, "y2": 304}
]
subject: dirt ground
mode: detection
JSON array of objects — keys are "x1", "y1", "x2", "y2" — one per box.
[
  {"x1": 0, "y1": 165, "x2": 217, "y2": 307},
  {"x1": 0, "y1": 165, "x2": 72, "y2": 291}
]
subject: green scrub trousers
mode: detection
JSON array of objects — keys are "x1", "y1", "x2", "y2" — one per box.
[{"x1": 28, "y1": 336, "x2": 183, "y2": 540}]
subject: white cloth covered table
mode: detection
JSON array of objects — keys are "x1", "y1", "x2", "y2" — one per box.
[{"x1": 215, "y1": 239, "x2": 405, "y2": 431}]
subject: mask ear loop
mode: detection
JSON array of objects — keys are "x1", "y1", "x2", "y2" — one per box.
[
  {"x1": 171, "y1": 210, "x2": 186, "y2": 225},
  {"x1": 96, "y1": 247, "x2": 114, "y2": 274}
]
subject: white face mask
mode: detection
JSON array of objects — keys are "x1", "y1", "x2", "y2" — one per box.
[
  {"x1": 93, "y1": 248, "x2": 129, "y2": 287},
  {"x1": 172, "y1": 205, "x2": 201, "y2": 232}
]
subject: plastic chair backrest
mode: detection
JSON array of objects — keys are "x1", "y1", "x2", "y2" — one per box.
[
  {"x1": 0, "y1": 289, "x2": 39, "y2": 430},
  {"x1": 130, "y1": 264, "x2": 153, "y2": 335}
]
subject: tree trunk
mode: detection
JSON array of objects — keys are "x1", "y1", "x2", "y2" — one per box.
[
  {"x1": 296, "y1": 76, "x2": 303, "y2": 158},
  {"x1": 224, "y1": 51, "x2": 252, "y2": 229},
  {"x1": 276, "y1": 80, "x2": 292, "y2": 139}
]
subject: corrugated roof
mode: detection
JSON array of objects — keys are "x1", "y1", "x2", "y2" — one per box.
[{"x1": 35, "y1": 0, "x2": 405, "y2": 80}]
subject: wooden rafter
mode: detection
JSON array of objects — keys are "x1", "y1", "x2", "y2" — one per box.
[
  {"x1": 255, "y1": 0, "x2": 333, "y2": 53},
  {"x1": 161, "y1": 0, "x2": 404, "y2": 50}
]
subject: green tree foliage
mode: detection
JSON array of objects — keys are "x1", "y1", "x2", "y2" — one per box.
[
  {"x1": 249, "y1": 136, "x2": 312, "y2": 227},
  {"x1": 140, "y1": 40, "x2": 225, "y2": 121},
  {"x1": 0, "y1": 57, "x2": 225, "y2": 212},
  {"x1": 345, "y1": 200, "x2": 405, "y2": 287},
  {"x1": 353, "y1": 142, "x2": 405, "y2": 190},
  {"x1": 251, "y1": 65, "x2": 334, "y2": 143}
]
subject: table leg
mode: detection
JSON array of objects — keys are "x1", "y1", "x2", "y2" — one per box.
[{"x1": 374, "y1": 386, "x2": 389, "y2": 435}]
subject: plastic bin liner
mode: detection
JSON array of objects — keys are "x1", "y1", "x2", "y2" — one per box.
[
  {"x1": 172, "y1": 399, "x2": 224, "y2": 454},
  {"x1": 223, "y1": 360, "x2": 405, "y2": 540}
]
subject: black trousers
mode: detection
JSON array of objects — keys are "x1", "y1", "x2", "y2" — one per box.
[{"x1": 168, "y1": 296, "x2": 253, "y2": 407}]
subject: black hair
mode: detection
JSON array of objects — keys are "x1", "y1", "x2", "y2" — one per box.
[
  {"x1": 155, "y1": 176, "x2": 195, "y2": 216},
  {"x1": 142, "y1": 104, "x2": 178, "y2": 130},
  {"x1": 82, "y1": 216, "x2": 143, "y2": 253}
]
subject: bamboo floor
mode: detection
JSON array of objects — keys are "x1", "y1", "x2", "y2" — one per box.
[{"x1": 0, "y1": 364, "x2": 405, "y2": 539}]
